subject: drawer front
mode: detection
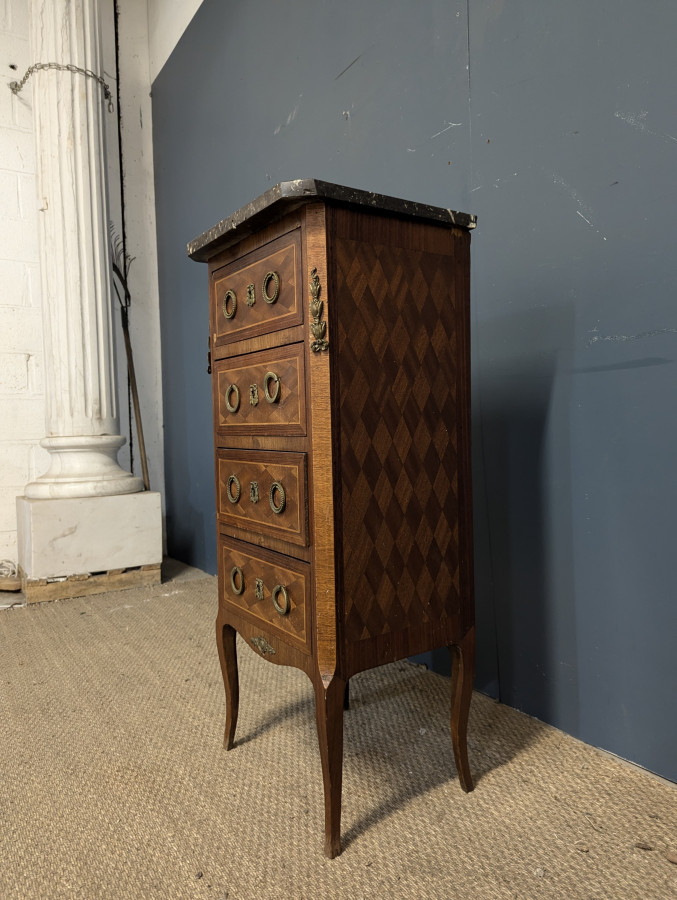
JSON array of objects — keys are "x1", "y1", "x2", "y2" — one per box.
[
  {"x1": 219, "y1": 536, "x2": 311, "y2": 654},
  {"x1": 215, "y1": 343, "x2": 306, "y2": 437},
  {"x1": 212, "y1": 229, "x2": 302, "y2": 346},
  {"x1": 217, "y1": 449, "x2": 308, "y2": 547}
]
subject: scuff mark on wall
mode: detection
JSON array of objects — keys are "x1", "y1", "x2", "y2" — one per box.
[
  {"x1": 587, "y1": 327, "x2": 677, "y2": 347},
  {"x1": 493, "y1": 172, "x2": 518, "y2": 188},
  {"x1": 273, "y1": 95, "x2": 303, "y2": 136},
  {"x1": 430, "y1": 122, "x2": 463, "y2": 139},
  {"x1": 614, "y1": 110, "x2": 677, "y2": 144},
  {"x1": 551, "y1": 173, "x2": 607, "y2": 240},
  {"x1": 335, "y1": 53, "x2": 364, "y2": 80},
  {"x1": 551, "y1": 173, "x2": 593, "y2": 218}
]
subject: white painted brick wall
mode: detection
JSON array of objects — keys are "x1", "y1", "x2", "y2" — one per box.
[
  {"x1": 0, "y1": 0, "x2": 167, "y2": 566},
  {"x1": 0, "y1": 0, "x2": 44, "y2": 566}
]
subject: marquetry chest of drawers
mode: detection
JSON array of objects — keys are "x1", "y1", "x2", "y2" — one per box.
[{"x1": 188, "y1": 179, "x2": 477, "y2": 857}]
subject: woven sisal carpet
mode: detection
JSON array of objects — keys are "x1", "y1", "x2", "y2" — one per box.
[{"x1": 0, "y1": 572, "x2": 675, "y2": 900}]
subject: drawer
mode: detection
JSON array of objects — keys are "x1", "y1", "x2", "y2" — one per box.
[
  {"x1": 214, "y1": 343, "x2": 306, "y2": 437},
  {"x1": 219, "y1": 535, "x2": 311, "y2": 654},
  {"x1": 211, "y1": 228, "x2": 303, "y2": 346},
  {"x1": 217, "y1": 449, "x2": 308, "y2": 548}
]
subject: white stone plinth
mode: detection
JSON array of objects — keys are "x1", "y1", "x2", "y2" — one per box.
[{"x1": 17, "y1": 492, "x2": 162, "y2": 580}]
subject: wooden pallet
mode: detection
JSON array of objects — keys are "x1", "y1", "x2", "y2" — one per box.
[{"x1": 21, "y1": 563, "x2": 162, "y2": 605}]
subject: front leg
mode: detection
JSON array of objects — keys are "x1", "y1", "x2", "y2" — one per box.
[
  {"x1": 313, "y1": 674, "x2": 346, "y2": 858},
  {"x1": 216, "y1": 616, "x2": 239, "y2": 750},
  {"x1": 449, "y1": 625, "x2": 475, "y2": 792}
]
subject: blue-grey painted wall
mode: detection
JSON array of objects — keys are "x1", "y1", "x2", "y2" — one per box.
[{"x1": 152, "y1": 0, "x2": 677, "y2": 782}]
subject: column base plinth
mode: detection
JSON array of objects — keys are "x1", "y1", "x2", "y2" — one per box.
[{"x1": 24, "y1": 435, "x2": 144, "y2": 499}]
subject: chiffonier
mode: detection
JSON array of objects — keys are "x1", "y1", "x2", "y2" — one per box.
[{"x1": 188, "y1": 179, "x2": 477, "y2": 857}]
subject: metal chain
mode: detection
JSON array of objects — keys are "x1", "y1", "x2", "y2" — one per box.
[{"x1": 9, "y1": 62, "x2": 114, "y2": 113}]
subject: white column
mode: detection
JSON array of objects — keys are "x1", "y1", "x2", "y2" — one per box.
[
  {"x1": 25, "y1": 0, "x2": 142, "y2": 499},
  {"x1": 16, "y1": 0, "x2": 162, "y2": 589}
]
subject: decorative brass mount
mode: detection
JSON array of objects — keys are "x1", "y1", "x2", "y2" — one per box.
[
  {"x1": 309, "y1": 267, "x2": 328, "y2": 352},
  {"x1": 251, "y1": 636, "x2": 275, "y2": 656}
]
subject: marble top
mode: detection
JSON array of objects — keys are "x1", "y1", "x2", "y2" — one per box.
[{"x1": 187, "y1": 178, "x2": 476, "y2": 262}]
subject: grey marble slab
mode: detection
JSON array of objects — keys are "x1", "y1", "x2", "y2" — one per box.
[{"x1": 187, "y1": 178, "x2": 476, "y2": 262}]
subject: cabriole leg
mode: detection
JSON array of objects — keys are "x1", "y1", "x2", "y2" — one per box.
[
  {"x1": 216, "y1": 617, "x2": 239, "y2": 750},
  {"x1": 449, "y1": 625, "x2": 475, "y2": 792}
]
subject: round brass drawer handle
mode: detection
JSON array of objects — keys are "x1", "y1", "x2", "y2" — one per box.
[
  {"x1": 223, "y1": 289, "x2": 237, "y2": 319},
  {"x1": 263, "y1": 371, "x2": 281, "y2": 404},
  {"x1": 225, "y1": 383, "x2": 240, "y2": 413},
  {"x1": 269, "y1": 481, "x2": 286, "y2": 515},
  {"x1": 262, "y1": 271, "x2": 280, "y2": 304},
  {"x1": 227, "y1": 474, "x2": 241, "y2": 504},
  {"x1": 230, "y1": 566, "x2": 244, "y2": 595},
  {"x1": 272, "y1": 583, "x2": 290, "y2": 616}
]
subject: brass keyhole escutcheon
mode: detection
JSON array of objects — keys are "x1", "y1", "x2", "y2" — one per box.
[
  {"x1": 250, "y1": 481, "x2": 259, "y2": 504},
  {"x1": 262, "y1": 271, "x2": 280, "y2": 304},
  {"x1": 272, "y1": 584, "x2": 290, "y2": 616},
  {"x1": 269, "y1": 481, "x2": 286, "y2": 515},
  {"x1": 223, "y1": 289, "x2": 237, "y2": 319},
  {"x1": 227, "y1": 474, "x2": 241, "y2": 504},
  {"x1": 264, "y1": 371, "x2": 280, "y2": 404},
  {"x1": 246, "y1": 283, "x2": 256, "y2": 307},
  {"x1": 249, "y1": 383, "x2": 259, "y2": 406},
  {"x1": 225, "y1": 383, "x2": 240, "y2": 413},
  {"x1": 255, "y1": 578, "x2": 264, "y2": 601},
  {"x1": 230, "y1": 566, "x2": 244, "y2": 595}
]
